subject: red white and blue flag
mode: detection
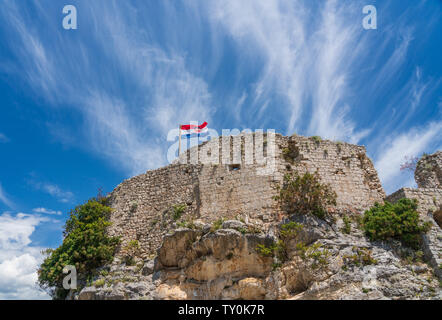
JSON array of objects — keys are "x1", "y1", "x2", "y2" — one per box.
[{"x1": 180, "y1": 122, "x2": 208, "y2": 137}]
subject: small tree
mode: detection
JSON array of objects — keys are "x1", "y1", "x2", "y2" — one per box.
[
  {"x1": 275, "y1": 171, "x2": 337, "y2": 219},
  {"x1": 37, "y1": 198, "x2": 120, "y2": 299}
]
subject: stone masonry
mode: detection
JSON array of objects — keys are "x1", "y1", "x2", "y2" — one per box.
[
  {"x1": 107, "y1": 133, "x2": 385, "y2": 259},
  {"x1": 386, "y1": 151, "x2": 442, "y2": 278},
  {"x1": 415, "y1": 151, "x2": 442, "y2": 189}
]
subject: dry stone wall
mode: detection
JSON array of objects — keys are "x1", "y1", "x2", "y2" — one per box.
[{"x1": 107, "y1": 133, "x2": 386, "y2": 258}]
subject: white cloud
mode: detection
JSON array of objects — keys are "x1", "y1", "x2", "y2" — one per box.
[
  {"x1": 374, "y1": 121, "x2": 442, "y2": 194},
  {"x1": 0, "y1": 183, "x2": 14, "y2": 209},
  {"x1": 0, "y1": 212, "x2": 50, "y2": 299},
  {"x1": 32, "y1": 208, "x2": 62, "y2": 215},
  {"x1": 30, "y1": 182, "x2": 74, "y2": 203},
  {"x1": 207, "y1": 0, "x2": 371, "y2": 142},
  {"x1": 1, "y1": 1, "x2": 214, "y2": 175}
]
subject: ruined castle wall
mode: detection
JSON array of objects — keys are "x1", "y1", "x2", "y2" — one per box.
[
  {"x1": 386, "y1": 188, "x2": 442, "y2": 215},
  {"x1": 279, "y1": 135, "x2": 386, "y2": 212},
  {"x1": 386, "y1": 187, "x2": 442, "y2": 278},
  {"x1": 177, "y1": 133, "x2": 285, "y2": 225},
  {"x1": 107, "y1": 164, "x2": 201, "y2": 257},
  {"x1": 415, "y1": 151, "x2": 442, "y2": 189},
  {"x1": 107, "y1": 133, "x2": 386, "y2": 257}
]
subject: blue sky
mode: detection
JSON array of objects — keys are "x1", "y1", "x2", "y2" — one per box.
[{"x1": 0, "y1": 0, "x2": 441, "y2": 299}]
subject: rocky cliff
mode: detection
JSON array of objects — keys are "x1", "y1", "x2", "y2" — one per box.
[{"x1": 73, "y1": 135, "x2": 441, "y2": 300}]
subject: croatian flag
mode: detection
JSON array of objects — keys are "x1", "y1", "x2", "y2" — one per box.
[{"x1": 180, "y1": 122, "x2": 208, "y2": 138}]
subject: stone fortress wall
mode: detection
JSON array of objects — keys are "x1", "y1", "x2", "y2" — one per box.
[
  {"x1": 386, "y1": 152, "x2": 442, "y2": 278},
  {"x1": 107, "y1": 132, "x2": 386, "y2": 258},
  {"x1": 414, "y1": 151, "x2": 442, "y2": 189}
]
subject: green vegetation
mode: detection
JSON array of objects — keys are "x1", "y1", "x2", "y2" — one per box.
[
  {"x1": 256, "y1": 240, "x2": 288, "y2": 262},
  {"x1": 311, "y1": 136, "x2": 322, "y2": 144},
  {"x1": 130, "y1": 201, "x2": 138, "y2": 213},
  {"x1": 400, "y1": 249, "x2": 425, "y2": 265},
  {"x1": 362, "y1": 288, "x2": 370, "y2": 294},
  {"x1": 295, "y1": 242, "x2": 330, "y2": 270},
  {"x1": 343, "y1": 247, "x2": 377, "y2": 267},
  {"x1": 172, "y1": 204, "x2": 187, "y2": 221},
  {"x1": 280, "y1": 221, "x2": 303, "y2": 239},
  {"x1": 176, "y1": 220, "x2": 196, "y2": 229},
  {"x1": 275, "y1": 172, "x2": 337, "y2": 219},
  {"x1": 37, "y1": 198, "x2": 120, "y2": 299},
  {"x1": 282, "y1": 148, "x2": 294, "y2": 163},
  {"x1": 256, "y1": 220, "x2": 329, "y2": 270},
  {"x1": 93, "y1": 279, "x2": 106, "y2": 288},
  {"x1": 342, "y1": 215, "x2": 352, "y2": 234},
  {"x1": 210, "y1": 218, "x2": 225, "y2": 232},
  {"x1": 363, "y1": 199, "x2": 432, "y2": 249},
  {"x1": 123, "y1": 240, "x2": 140, "y2": 266}
]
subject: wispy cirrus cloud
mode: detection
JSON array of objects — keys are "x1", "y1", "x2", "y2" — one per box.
[
  {"x1": 207, "y1": 0, "x2": 373, "y2": 141},
  {"x1": 32, "y1": 208, "x2": 62, "y2": 216},
  {"x1": 0, "y1": 0, "x2": 441, "y2": 191},
  {"x1": 29, "y1": 181, "x2": 74, "y2": 204},
  {"x1": 1, "y1": 0, "x2": 214, "y2": 175},
  {"x1": 0, "y1": 183, "x2": 14, "y2": 209}
]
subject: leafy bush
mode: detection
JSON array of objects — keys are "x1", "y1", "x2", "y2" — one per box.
[
  {"x1": 256, "y1": 240, "x2": 287, "y2": 262},
  {"x1": 256, "y1": 244, "x2": 274, "y2": 257},
  {"x1": 210, "y1": 218, "x2": 225, "y2": 232},
  {"x1": 172, "y1": 204, "x2": 187, "y2": 221},
  {"x1": 275, "y1": 172, "x2": 337, "y2": 219},
  {"x1": 311, "y1": 136, "x2": 322, "y2": 144},
  {"x1": 93, "y1": 279, "x2": 106, "y2": 288},
  {"x1": 37, "y1": 198, "x2": 120, "y2": 299},
  {"x1": 176, "y1": 220, "x2": 196, "y2": 229},
  {"x1": 342, "y1": 215, "x2": 352, "y2": 234},
  {"x1": 363, "y1": 199, "x2": 432, "y2": 249},
  {"x1": 295, "y1": 242, "x2": 330, "y2": 270},
  {"x1": 280, "y1": 221, "x2": 303, "y2": 239}
]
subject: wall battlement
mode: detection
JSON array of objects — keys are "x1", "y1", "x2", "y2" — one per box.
[{"x1": 107, "y1": 133, "x2": 386, "y2": 258}]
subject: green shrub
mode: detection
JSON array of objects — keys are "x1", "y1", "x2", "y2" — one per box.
[
  {"x1": 93, "y1": 279, "x2": 105, "y2": 288},
  {"x1": 172, "y1": 204, "x2": 187, "y2": 221},
  {"x1": 295, "y1": 242, "x2": 330, "y2": 270},
  {"x1": 311, "y1": 136, "x2": 322, "y2": 144},
  {"x1": 363, "y1": 199, "x2": 432, "y2": 249},
  {"x1": 256, "y1": 244, "x2": 274, "y2": 257},
  {"x1": 342, "y1": 215, "x2": 352, "y2": 234},
  {"x1": 343, "y1": 247, "x2": 377, "y2": 267},
  {"x1": 256, "y1": 240, "x2": 287, "y2": 262},
  {"x1": 210, "y1": 218, "x2": 225, "y2": 232},
  {"x1": 176, "y1": 220, "x2": 196, "y2": 229},
  {"x1": 37, "y1": 198, "x2": 120, "y2": 299},
  {"x1": 280, "y1": 221, "x2": 303, "y2": 239},
  {"x1": 275, "y1": 171, "x2": 337, "y2": 219}
]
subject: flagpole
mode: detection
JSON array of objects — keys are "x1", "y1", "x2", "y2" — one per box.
[{"x1": 178, "y1": 124, "x2": 182, "y2": 156}]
